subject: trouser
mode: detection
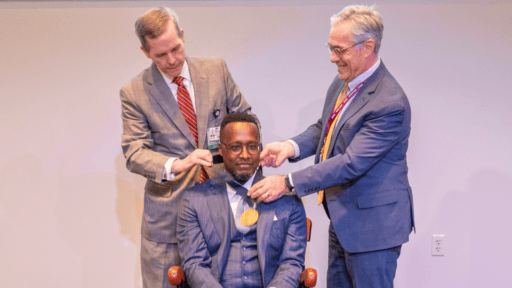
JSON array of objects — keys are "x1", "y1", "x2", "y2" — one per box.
[
  {"x1": 327, "y1": 222, "x2": 401, "y2": 288},
  {"x1": 141, "y1": 237, "x2": 181, "y2": 288}
]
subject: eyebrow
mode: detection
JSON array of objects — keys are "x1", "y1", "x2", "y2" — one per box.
[{"x1": 155, "y1": 43, "x2": 181, "y2": 57}]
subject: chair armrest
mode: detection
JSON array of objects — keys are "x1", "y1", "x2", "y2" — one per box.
[
  {"x1": 168, "y1": 266, "x2": 186, "y2": 286},
  {"x1": 300, "y1": 268, "x2": 317, "y2": 287}
]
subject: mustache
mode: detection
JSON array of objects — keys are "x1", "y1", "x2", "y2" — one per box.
[{"x1": 235, "y1": 160, "x2": 255, "y2": 165}]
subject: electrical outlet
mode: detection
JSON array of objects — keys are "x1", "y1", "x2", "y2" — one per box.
[{"x1": 431, "y1": 235, "x2": 445, "y2": 256}]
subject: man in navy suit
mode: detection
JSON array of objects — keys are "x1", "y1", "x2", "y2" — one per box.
[
  {"x1": 248, "y1": 5, "x2": 414, "y2": 287},
  {"x1": 177, "y1": 112, "x2": 307, "y2": 288}
]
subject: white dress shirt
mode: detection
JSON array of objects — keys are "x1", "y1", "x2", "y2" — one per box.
[{"x1": 226, "y1": 172, "x2": 257, "y2": 214}]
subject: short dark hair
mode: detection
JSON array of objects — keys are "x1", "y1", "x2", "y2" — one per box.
[{"x1": 220, "y1": 112, "x2": 260, "y2": 141}]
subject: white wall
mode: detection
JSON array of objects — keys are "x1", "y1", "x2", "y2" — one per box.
[{"x1": 1, "y1": 1, "x2": 511, "y2": 287}]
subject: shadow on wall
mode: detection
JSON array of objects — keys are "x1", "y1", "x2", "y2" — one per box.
[
  {"x1": 115, "y1": 152, "x2": 146, "y2": 288},
  {"x1": 0, "y1": 153, "x2": 147, "y2": 287}
]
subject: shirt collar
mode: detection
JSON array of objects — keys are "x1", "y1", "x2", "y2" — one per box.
[
  {"x1": 157, "y1": 59, "x2": 191, "y2": 85},
  {"x1": 347, "y1": 57, "x2": 381, "y2": 92},
  {"x1": 226, "y1": 171, "x2": 257, "y2": 201}
]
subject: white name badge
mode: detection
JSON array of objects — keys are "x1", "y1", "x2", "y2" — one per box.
[{"x1": 207, "y1": 126, "x2": 221, "y2": 149}]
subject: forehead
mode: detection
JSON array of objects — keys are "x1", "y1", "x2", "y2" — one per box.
[
  {"x1": 147, "y1": 21, "x2": 180, "y2": 52},
  {"x1": 329, "y1": 20, "x2": 352, "y2": 44},
  {"x1": 222, "y1": 122, "x2": 259, "y2": 141}
]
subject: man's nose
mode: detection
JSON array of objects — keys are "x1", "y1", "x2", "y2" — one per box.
[
  {"x1": 330, "y1": 51, "x2": 340, "y2": 63},
  {"x1": 239, "y1": 146, "x2": 250, "y2": 159},
  {"x1": 166, "y1": 53, "x2": 176, "y2": 65}
]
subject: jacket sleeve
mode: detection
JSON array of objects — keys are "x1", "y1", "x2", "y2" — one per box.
[
  {"x1": 289, "y1": 75, "x2": 342, "y2": 163},
  {"x1": 289, "y1": 119, "x2": 323, "y2": 162},
  {"x1": 120, "y1": 83, "x2": 169, "y2": 183},
  {"x1": 267, "y1": 198, "x2": 307, "y2": 288},
  {"x1": 293, "y1": 99, "x2": 408, "y2": 197},
  {"x1": 176, "y1": 194, "x2": 223, "y2": 288}
]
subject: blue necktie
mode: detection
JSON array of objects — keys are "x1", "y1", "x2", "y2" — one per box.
[{"x1": 231, "y1": 184, "x2": 253, "y2": 234}]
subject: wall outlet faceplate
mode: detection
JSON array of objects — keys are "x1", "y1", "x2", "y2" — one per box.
[{"x1": 431, "y1": 234, "x2": 445, "y2": 256}]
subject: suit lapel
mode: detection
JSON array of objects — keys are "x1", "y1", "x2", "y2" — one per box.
[
  {"x1": 327, "y1": 62, "x2": 387, "y2": 156},
  {"x1": 256, "y1": 201, "x2": 275, "y2": 281},
  {"x1": 145, "y1": 64, "x2": 196, "y2": 146},
  {"x1": 205, "y1": 180, "x2": 231, "y2": 272},
  {"x1": 188, "y1": 58, "x2": 210, "y2": 149}
]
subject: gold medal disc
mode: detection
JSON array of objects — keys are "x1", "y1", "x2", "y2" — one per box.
[{"x1": 240, "y1": 209, "x2": 259, "y2": 226}]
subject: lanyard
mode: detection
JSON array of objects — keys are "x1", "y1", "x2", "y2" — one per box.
[{"x1": 325, "y1": 81, "x2": 366, "y2": 135}]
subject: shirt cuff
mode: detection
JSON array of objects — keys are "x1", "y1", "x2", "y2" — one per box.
[
  {"x1": 287, "y1": 173, "x2": 296, "y2": 192},
  {"x1": 286, "y1": 140, "x2": 300, "y2": 159},
  {"x1": 162, "y1": 157, "x2": 177, "y2": 181}
]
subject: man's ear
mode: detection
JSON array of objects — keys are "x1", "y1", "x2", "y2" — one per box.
[
  {"x1": 219, "y1": 137, "x2": 224, "y2": 157},
  {"x1": 362, "y1": 39, "x2": 376, "y2": 57},
  {"x1": 180, "y1": 29, "x2": 185, "y2": 42},
  {"x1": 141, "y1": 46, "x2": 151, "y2": 59}
]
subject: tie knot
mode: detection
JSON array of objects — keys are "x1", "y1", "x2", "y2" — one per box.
[
  {"x1": 341, "y1": 83, "x2": 349, "y2": 94},
  {"x1": 172, "y1": 76, "x2": 185, "y2": 86},
  {"x1": 233, "y1": 185, "x2": 253, "y2": 207}
]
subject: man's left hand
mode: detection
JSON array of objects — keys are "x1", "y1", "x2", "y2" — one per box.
[{"x1": 248, "y1": 175, "x2": 288, "y2": 203}]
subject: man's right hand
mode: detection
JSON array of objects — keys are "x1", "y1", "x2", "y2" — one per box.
[
  {"x1": 172, "y1": 149, "x2": 213, "y2": 173},
  {"x1": 259, "y1": 141, "x2": 295, "y2": 168}
]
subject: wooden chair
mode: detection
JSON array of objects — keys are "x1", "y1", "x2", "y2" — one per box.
[{"x1": 168, "y1": 217, "x2": 317, "y2": 288}]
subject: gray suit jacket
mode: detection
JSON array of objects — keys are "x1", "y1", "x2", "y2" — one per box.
[
  {"x1": 120, "y1": 57, "x2": 255, "y2": 243},
  {"x1": 291, "y1": 61, "x2": 414, "y2": 253},
  {"x1": 177, "y1": 175, "x2": 307, "y2": 288}
]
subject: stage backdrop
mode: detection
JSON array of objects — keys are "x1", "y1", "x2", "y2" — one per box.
[{"x1": 1, "y1": 1, "x2": 511, "y2": 287}]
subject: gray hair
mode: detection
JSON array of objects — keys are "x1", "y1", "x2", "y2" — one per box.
[
  {"x1": 135, "y1": 7, "x2": 183, "y2": 51},
  {"x1": 331, "y1": 5, "x2": 384, "y2": 55}
]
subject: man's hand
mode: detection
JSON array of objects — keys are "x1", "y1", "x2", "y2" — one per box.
[
  {"x1": 248, "y1": 175, "x2": 288, "y2": 203},
  {"x1": 260, "y1": 141, "x2": 295, "y2": 168},
  {"x1": 172, "y1": 149, "x2": 213, "y2": 173}
]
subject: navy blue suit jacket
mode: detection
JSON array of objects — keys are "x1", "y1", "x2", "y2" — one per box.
[
  {"x1": 291, "y1": 61, "x2": 414, "y2": 253},
  {"x1": 177, "y1": 175, "x2": 307, "y2": 288}
]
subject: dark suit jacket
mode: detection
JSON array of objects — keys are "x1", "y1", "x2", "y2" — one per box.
[
  {"x1": 290, "y1": 61, "x2": 414, "y2": 253},
  {"x1": 120, "y1": 57, "x2": 255, "y2": 243},
  {"x1": 177, "y1": 176, "x2": 307, "y2": 288}
]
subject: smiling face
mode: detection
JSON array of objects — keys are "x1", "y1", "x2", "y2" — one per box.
[
  {"x1": 141, "y1": 20, "x2": 185, "y2": 79},
  {"x1": 328, "y1": 20, "x2": 370, "y2": 83},
  {"x1": 219, "y1": 122, "x2": 260, "y2": 183}
]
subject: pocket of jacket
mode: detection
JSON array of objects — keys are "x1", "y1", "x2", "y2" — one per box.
[{"x1": 357, "y1": 192, "x2": 399, "y2": 209}]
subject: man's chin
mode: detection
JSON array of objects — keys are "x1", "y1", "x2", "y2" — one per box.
[{"x1": 233, "y1": 174, "x2": 251, "y2": 185}]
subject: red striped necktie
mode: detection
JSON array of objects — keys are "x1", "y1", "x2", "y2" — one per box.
[{"x1": 172, "y1": 76, "x2": 209, "y2": 183}]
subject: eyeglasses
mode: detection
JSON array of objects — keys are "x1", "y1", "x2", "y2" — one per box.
[
  {"x1": 220, "y1": 142, "x2": 261, "y2": 155},
  {"x1": 326, "y1": 41, "x2": 366, "y2": 57}
]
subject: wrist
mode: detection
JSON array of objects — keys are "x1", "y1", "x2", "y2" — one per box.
[
  {"x1": 171, "y1": 158, "x2": 183, "y2": 173},
  {"x1": 283, "y1": 141, "x2": 295, "y2": 158}
]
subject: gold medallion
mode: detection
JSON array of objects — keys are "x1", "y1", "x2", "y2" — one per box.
[{"x1": 240, "y1": 209, "x2": 259, "y2": 226}]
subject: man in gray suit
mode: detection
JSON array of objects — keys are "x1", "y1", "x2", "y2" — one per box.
[
  {"x1": 120, "y1": 8, "x2": 256, "y2": 288},
  {"x1": 177, "y1": 112, "x2": 307, "y2": 288},
  {"x1": 248, "y1": 5, "x2": 414, "y2": 287}
]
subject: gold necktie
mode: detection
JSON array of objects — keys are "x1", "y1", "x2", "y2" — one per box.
[{"x1": 318, "y1": 84, "x2": 348, "y2": 205}]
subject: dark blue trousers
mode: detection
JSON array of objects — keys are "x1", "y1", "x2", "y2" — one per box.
[{"x1": 327, "y1": 222, "x2": 401, "y2": 288}]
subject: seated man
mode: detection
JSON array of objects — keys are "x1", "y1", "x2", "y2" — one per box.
[{"x1": 177, "y1": 112, "x2": 307, "y2": 288}]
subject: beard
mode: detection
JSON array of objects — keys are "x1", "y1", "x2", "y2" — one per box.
[{"x1": 233, "y1": 173, "x2": 252, "y2": 185}]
